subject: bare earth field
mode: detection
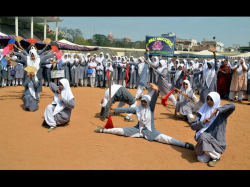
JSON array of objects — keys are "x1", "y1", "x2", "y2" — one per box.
[{"x1": 0, "y1": 85, "x2": 250, "y2": 170}]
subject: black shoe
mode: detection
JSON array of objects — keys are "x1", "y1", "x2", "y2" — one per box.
[
  {"x1": 238, "y1": 100, "x2": 242, "y2": 103},
  {"x1": 247, "y1": 103, "x2": 250, "y2": 105},
  {"x1": 185, "y1": 142, "x2": 194, "y2": 150}
]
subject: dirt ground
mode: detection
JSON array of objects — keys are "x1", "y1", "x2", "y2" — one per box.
[{"x1": 0, "y1": 84, "x2": 250, "y2": 170}]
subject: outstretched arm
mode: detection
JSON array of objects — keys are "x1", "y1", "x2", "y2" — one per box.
[
  {"x1": 149, "y1": 83, "x2": 159, "y2": 111},
  {"x1": 49, "y1": 82, "x2": 59, "y2": 93}
]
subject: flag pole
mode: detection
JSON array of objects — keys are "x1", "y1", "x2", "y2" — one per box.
[{"x1": 108, "y1": 71, "x2": 113, "y2": 115}]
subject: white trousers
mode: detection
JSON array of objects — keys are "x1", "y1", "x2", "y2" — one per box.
[
  {"x1": 79, "y1": 79, "x2": 83, "y2": 86},
  {"x1": 83, "y1": 79, "x2": 88, "y2": 86},
  {"x1": 135, "y1": 85, "x2": 144, "y2": 99},
  {"x1": 229, "y1": 91, "x2": 243, "y2": 100},
  {"x1": 8, "y1": 80, "x2": 15, "y2": 86},
  {"x1": 90, "y1": 77, "x2": 95, "y2": 87},
  {"x1": 197, "y1": 151, "x2": 221, "y2": 163},
  {"x1": 15, "y1": 78, "x2": 23, "y2": 85},
  {"x1": 1, "y1": 79, "x2": 7, "y2": 87},
  {"x1": 167, "y1": 94, "x2": 177, "y2": 106},
  {"x1": 187, "y1": 113, "x2": 194, "y2": 123},
  {"x1": 44, "y1": 104, "x2": 57, "y2": 127},
  {"x1": 104, "y1": 128, "x2": 185, "y2": 147}
]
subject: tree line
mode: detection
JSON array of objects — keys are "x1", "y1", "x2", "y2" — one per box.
[{"x1": 1, "y1": 19, "x2": 146, "y2": 49}]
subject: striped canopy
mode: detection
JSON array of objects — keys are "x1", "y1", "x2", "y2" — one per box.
[
  {"x1": 0, "y1": 36, "x2": 99, "y2": 51},
  {"x1": 0, "y1": 35, "x2": 16, "y2": 39}
]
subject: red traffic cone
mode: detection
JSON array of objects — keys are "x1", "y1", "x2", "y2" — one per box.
[{"x1": 104, "y1": 115, "x2": 114, "y2": 129}]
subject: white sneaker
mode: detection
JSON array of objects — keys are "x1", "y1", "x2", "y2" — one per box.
[
  {"x1": 197, "y1": 153, "x2": 211, "y2": 163},
  {"x1": 48, "y1": 126, "x2": 56, "y2": 132}
]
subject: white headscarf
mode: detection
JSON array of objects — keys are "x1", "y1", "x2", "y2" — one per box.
[
  {"x1": 179, "y1": 79, "x2": 192, "y2": 102},
  {"x1": 78, "y1": 53, "x2": 85, "y2": 62},
  {"x1": 153, "y1": 56, "x2": 159, "y2": 67},
  {"x1": 61, "y1": 53, "x2": 69, "y2": 64},
  {"x1": 235, "y1": 58, "x2": 247, "y2": 74},
  {"x1": 182, "y1": 59, "x2": 188, "y2": 69},
  {"x1": 194, "y1": 58, "x2": 199, "y2": 69},
  {"x1": 217, "y1": 60, "x2": 221, "y2": 67},
  {"x1": 138, "y1": 57, "x2": 145, "y2": 75},
  {"x1": 174, "y1": 64, "x2": 184, "y2": 85},
  {"x1": 96, "y1": 61, "x2": 104, "y2": 72},
  {"x1": 157, "y1": 60, "x2": 167, "y2": 74},
  {"x1": 85, "y1": 53, "x2": 91, "y2": 63},
  {"x1": 116, "y1": 56, "x2": 122, "y2": 63},
  {"x1": 105, "y1": 53, "x2": 110, "y2": 59},
  {"x1": 232, "y1": 60, "x2": 238, "y2": 66},
  {"x1": 106, "y1": 61, "x2": 113, "y2": 72},
  {"x1": 70, "y1": 53, "x2": 79, "y2": 69},
  {"x1": 203, "y1": 59, "x2": 208, "y2": 69},
  {"x1": 136, "y1": 95, "x2": 152, "y2": 135},
  {"x1": 97, "y1": 52, "x2": 104, "y2": 63},
  {"x1": 188, "y1": 60, "x2": 195, "y2": 70},
  {"x1": 52, "y1": 78, "x2": 74, "y2": 116},
  {"x1": 119, "y1": 57, "x2": 127, "y2": 71},
  {"x1": 167, "y1": 58, "x2": 174, "y2": 71},
  {"x1": 26, "y1": 49, "x2": 40, "y2": 81},
  {"x1": 129, "y1": 56, "x2": 136, "y2": 73},
  {"x1": 103, "y1": 53, "x2": 110, "y2": 67},
  {"x1": 203, "y1": 60, "x2": 215, "y2": 88},
  {"x1": 195, "y1": 92, "x2": 221, "y2": 140}
]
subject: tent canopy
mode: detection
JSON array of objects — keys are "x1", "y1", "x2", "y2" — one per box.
[
  {"x1": 188, "y1": 50, "x2": 225, "y2": 59},
  {"x1": 0, "y1": 36, "x2": 99, "y2": 51},
  {"x1": 56, "y1": 39, "x2": 99, "y2": 51},
  {"x1": 226, "y1": 52, "x2": 250, "y2": 60},
  {"x1": 0, "y1": 32, "x2": 7, "y2": 36}
]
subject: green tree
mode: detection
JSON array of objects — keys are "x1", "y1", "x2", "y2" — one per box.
[
  {"x1": 92, "y1": 34, "x2": 110, "y2": 46},
  {"x1": 84, "y1": 39, "x2": 95, "y2": 46},
  {"x1": 74, "y1": 36, "x2": 85, "y2": 45},
  {"x1": 65, "y1": 28, "x2": 83, "y2": 43}
]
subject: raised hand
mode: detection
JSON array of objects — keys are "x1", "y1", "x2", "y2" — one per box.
[
  {"x1": 208, "y1": 47, "x2": 217, "y2": 53},
  {"x1": 150, "y1": 83, "x2": 159, "y2": 93}
]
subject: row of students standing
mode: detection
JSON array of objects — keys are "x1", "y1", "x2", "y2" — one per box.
[
  {"x1": 0, "y1": 49, "x2": 24, "y2": 87},
  {"x1": 2, "y1": 47, "x2": 250, "y2": 106}
]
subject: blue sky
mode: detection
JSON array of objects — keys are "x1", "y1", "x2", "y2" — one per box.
[{"x1": 47, "y1": 17, "x2": 250, "y2": 48}]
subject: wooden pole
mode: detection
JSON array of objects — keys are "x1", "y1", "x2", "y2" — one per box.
[{"x1": 108, "y1": 71, "x2": 113, "y2": 115}]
